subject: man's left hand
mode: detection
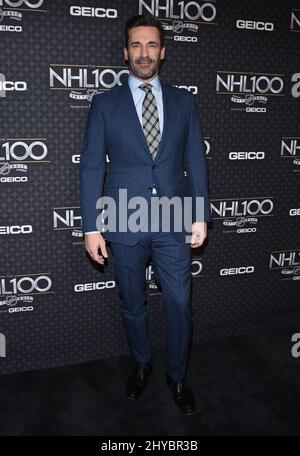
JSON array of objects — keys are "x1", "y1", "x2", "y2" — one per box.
[{"x1": 190, "y1": 221, "x2": 207, "y2": 248}]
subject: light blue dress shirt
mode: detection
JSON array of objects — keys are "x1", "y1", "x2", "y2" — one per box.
[{"x1": 85, "y1": 73, "x2": 163, "y2": 235}]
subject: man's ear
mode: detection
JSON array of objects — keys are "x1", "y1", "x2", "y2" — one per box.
[
  {"x1": 123, "y1": 47, "x2": 128, "y2": 62},
  {"x1": 160, "y1": 46, "x2": 166, "y2": 61}
]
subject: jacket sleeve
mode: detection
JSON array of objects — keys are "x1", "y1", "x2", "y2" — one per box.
[
  {"x1": 80, "y1": 95, "x2": 106, "y2": 233},
  {"x1": 184, "y1": 93, "x2": 211, "y2": 223}
]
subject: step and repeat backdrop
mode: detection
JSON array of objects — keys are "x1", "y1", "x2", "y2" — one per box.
[{"x1": 0, "y1": 0, "x2": 299, "y2": 374}]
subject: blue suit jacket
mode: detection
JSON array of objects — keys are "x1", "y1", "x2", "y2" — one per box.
[{"x1": 80, "y1": 79, "x2": 211, "y2": 245}]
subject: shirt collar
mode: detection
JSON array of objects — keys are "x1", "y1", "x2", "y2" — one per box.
[{"x1": 128, "y1": 73, "x2": 161, "y2": 94}]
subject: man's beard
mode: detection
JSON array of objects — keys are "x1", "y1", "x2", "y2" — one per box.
[{"x1": 128, "y1": 56, "x2": 161, "y2": 80}]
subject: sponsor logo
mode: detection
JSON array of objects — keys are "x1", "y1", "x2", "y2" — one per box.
[
  {"x1": 229, "y1": 151, "x2": 265, "y2": 160},
  {"x1": 220, "y1": 266, "x2": 255, "y2": 276},
  {"x1": 281, "y1": 137, "x2": 300, "y2": 171},
  {"x1": 290, "y1": 208, "x2": 300, "y2": 216},
  {"x1": 0, "y1": 0, "x2": 44, "y2": 32},
  {"x1": 49, "y1": 65, "x2": 129, "y2": 102},
  {"x1": 0, "y1": 138, "x2": 48, "y2": 183},
  {"x1": 0, "y1": 273, "x2": 53, "y2": 313},
  {"x1": 53, "y1": 206, "x2": 83, "y2": 241},
  {"x1": 0, "y1": 0, "x2": 43, "y2": 7},
  {"x1": 70, "y1": 6, "x2": 117, "y2": 18},
  {"x1": 236, "y1": 19, "x2": 274, "y2": 31},
  {"x1": 0, "y1": 73, "x2": 27, "y2": 97},
  {"x1": 216, "y1": 71, "x2": 285, "y2": 112},
  {"x1": 0, "y1": 225, "x2": 32, "y2": 234},
  {"x1": 269, "y1": 250, "x2": 300, "y2": 280},
  {"x1": 139, "y1": 0, "x2": 217, "y2": 43},
  {"x1": 74, "y1": 281, "x2": 116, "y2": 292},
  {"x1": 291, "y1": 10, "x2": 300, "y2": 31},
  {"x1": 211, "y1": 197, "x2": 274, "y2": 234}
]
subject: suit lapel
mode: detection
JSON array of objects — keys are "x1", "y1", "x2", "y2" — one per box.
[{"x1": 117, "y1": 79, "x2": 177, "y2": 162}]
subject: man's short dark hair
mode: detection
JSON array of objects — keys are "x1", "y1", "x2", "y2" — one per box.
[{"x1": 124, "y1": 14, "x2": 165, "y2": 49}]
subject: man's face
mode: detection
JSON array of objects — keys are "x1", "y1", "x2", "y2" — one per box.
[{"x1": 124, "y1": 26, "x2": 165, "y2": 82}]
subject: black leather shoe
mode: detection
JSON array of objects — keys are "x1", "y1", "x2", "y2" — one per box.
[
  {"x1": 126, "y1": 360, "x2": 153, "y2": 399},
  {"x1": 166, "y1": 373, "x2": 196, "y2": 415}
]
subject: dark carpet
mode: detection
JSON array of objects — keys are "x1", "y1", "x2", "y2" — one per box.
[{"x1": 0, "y1": 331, "x2": 299, "y2": 436}]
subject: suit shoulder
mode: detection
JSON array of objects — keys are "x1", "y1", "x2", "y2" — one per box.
[{"x1": 90, "y1": 85, "x2": 121, "y2": 110}]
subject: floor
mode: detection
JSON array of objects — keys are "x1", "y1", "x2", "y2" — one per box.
[{"x1": 0, "y1": 331, "x2": 299, "y2": 435}]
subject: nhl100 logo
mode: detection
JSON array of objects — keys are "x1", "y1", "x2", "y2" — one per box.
[
  {"x1": 139, "y1": 0, "x2": 216, "y2": 21},
  {"x1": 0, "y1": 0, "x2": 43, "y2": 7},
  {"x1": 1, "y1": 140, "x2": 47, "y2": 161}
]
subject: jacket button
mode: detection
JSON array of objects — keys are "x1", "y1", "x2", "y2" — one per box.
[
  {"x1": 147, "y1": 187, "x2": 152, "y2": 192},
  {"x1": 152, "y1": 165, "x2": 156, "y2": 169}
]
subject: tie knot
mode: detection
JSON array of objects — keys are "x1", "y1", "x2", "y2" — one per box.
[{"x1": 139, "y1": 83, "x2": 153, "y2": 93}]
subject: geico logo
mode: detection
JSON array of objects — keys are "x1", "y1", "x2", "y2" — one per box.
[
  {"x1": 74, "y1": 281, "x2": 116, "y2": 292},
  {"x1": 246, "y1": 107, "x2": 267, "y2": 112},
  {"x1": 236, "y1": 20, "x2": 274, "y2": 31},
  {"x1": 174, "y1": 35, "x2": 197, "y2": 42},
  {"x1": 0, "y1": 25, "x2": 22, "y2": 32},
  {"x1": 8, "y1": 306, "x2": 34, "y2": 313},
  {"x1": 237, "y1": 228, "x2": 257, "y2": 233},
  {"x1": 191, "y1": 260, "x2": 202, "y2": 275},
  {"x1": 290, "y1": 208, "x2": 300, "y2": 216},
  {"x1": 0, "y1": 81, "x2": 27, "y2": 91},
  {"x1": 0, "y1": 176, "x2": 28, "y2": 182},
  {"x1": 70, "y1": 6, "x2": 118, "y2": 18},
  {"x1": 229, "y1": 151, "x2": 265, "y2": 160},
  {"x1": 0, "y1": 276, "x2": 52, "y2": 294},
  {"x1": 72, "y1": 154, "x2": 80, "y2": 164},
  {"x1": 175, "y1": 85, "x2": 198, "y2": 94},
  {"x1": 0, "y1": 0, "x2": 43, "y2": 7},
  {"x1": 0, "y1": 141, "x2": 47, "y2": 161},
  {"x1": 0, "y1": 225, "x2": 33, "y2": 234},
  {"x1": 220, "y1": 266, "x2": 255, "y2": 275}
]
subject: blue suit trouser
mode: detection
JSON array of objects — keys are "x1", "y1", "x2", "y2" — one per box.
[{"x1": 109, "y1": 212, "x2": 192, "y2": 380}]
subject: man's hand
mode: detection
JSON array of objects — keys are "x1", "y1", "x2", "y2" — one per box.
[
  {"x1": 190, "y1": 221, "x2": 207, "y2": 248},
  {"x1": 84, "y1": 233, "x2": 108, "y2": 265}
]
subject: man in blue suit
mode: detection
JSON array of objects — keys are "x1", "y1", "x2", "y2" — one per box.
[{"x1": 80, "y1": 14, "x2": 211, "y2": 415}]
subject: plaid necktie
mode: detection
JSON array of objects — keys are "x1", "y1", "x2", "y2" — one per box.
[{"x1": 139, "y1": 83, "x2": 161, "y2": 160}]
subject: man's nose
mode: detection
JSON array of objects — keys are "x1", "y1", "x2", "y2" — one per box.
[{"x1": 140, "y1": 46, "x2": 149, "y2": 57}]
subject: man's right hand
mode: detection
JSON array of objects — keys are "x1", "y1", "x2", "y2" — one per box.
[{"x1": 84, "y1": 233, "x2": 108, "y2": 265}]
